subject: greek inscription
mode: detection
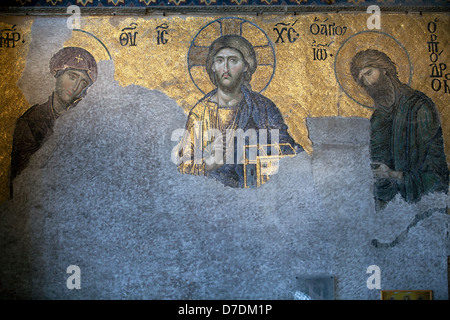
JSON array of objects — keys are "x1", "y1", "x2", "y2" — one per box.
[
  {"x1": 311, "y1": 40, "x2": 333, "y2": 62},
  {"x1": 312, "y1": 48, "x2": 328, "y2": 61},
  {"x1": 0, "y1": 25, "x2": 23, "y2": 48},
  {"x1": 119, "y1": 22, "x2": 138, "y2": 47},
  {"x1": 273, "y1": 20, "x2": 299, "y2": 44},
  {"x1": 427, "y1": 19, "x2": 449, "y2": 93},
  {"x1": 156, "y1": 23, "x2": 169, "y2": 45},
  {"x1": 309, "y1": 17, "x2": 347, "y2": 37}
]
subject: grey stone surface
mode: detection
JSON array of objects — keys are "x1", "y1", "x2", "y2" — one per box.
[
  {"x1": 18, "y1": 17, "x2": 72, "y2": 107},
  {"x1": 1, "y1": 60, "x2": 449, "y2": 300},
  {"x1": 307, "y1": 116, "x2": 371, "y2": 147}
]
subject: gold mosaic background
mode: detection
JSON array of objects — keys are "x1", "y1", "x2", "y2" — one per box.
[
  {"x1": 0, "y1": 17, "x2": 33, "y2": 203},
  {"x1": 0, "y1": 13, "x2": 449, "y2": 203}
]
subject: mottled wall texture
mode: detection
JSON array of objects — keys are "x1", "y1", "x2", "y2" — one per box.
[{"x1": 0, "y1": 5, "x2": 449, "y2": 299}]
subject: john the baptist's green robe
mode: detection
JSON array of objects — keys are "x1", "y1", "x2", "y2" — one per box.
[{"x1": 370, "y1": 83, "x2": 449, "y2": 206}]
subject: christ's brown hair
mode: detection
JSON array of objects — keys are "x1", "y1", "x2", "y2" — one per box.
[{"x1": 206, "y1": 35, "x2": 257, "y2": 89}]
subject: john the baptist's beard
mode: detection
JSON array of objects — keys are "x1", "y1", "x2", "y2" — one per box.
[{"x1": 364, "y1": 73, "x2": 396, "y2": 108}]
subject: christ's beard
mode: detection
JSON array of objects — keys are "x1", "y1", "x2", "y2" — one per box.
[
  {"x1": 365, "y1": 75, "x2": 396, "y2": 109},
  {"x1": 216, "y1": 72, "x2": 244, "y2": 94}
]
